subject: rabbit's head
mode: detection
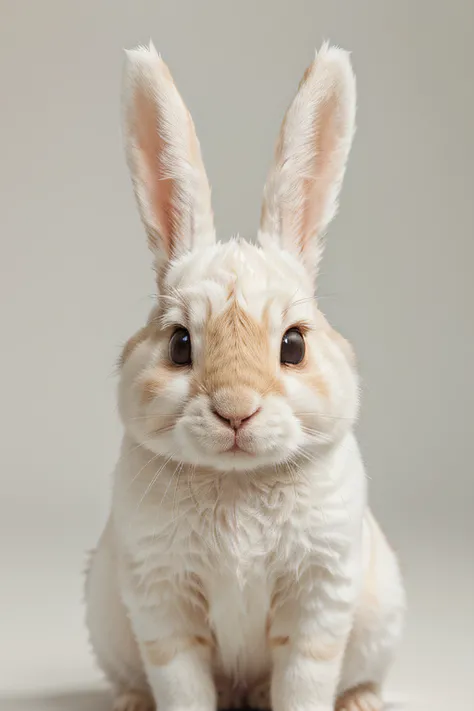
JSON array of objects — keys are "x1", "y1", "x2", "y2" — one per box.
[{"x1": 119, "y1": 42, "x2": 358, "y2": 472}]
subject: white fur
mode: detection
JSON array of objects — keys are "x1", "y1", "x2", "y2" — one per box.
[{"x1": 85, "y1": 42, "x2": 405, "y2": 711}]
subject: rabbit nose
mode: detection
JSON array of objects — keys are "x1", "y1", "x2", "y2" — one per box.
[
  {"x1": 210, "y1": 388, "x2": 261, "y2": 431},
  {"x1": 212, "y1": 406, "x2": 260, "y2": 431}
]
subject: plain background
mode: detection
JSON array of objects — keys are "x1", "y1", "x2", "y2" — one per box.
[{"x1": 0, "y1": 1, "x2": 473, "y2": 709}]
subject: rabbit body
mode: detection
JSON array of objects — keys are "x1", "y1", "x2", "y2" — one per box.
[{"x1": 85, "y1": 42, "x2": 405, "y2": 711}]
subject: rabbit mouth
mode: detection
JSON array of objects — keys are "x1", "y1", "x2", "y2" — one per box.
[{"x1": 225, "y1": 443, "x2": 256, "y2": 456}]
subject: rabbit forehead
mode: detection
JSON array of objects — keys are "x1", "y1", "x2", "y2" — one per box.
[{"x1": 162, "y1": 238, "x2": 313, "y2": 326}]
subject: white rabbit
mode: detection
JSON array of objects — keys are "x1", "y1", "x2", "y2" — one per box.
[{"x1": 85, "y1": 41, "x2": 405, "y2": 711}]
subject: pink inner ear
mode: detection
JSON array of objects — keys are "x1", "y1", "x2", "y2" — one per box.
[
  {"x1": 268, "y1": 84, "x2": 348, "y2": 269},
  {"x1": 133, "y1": 84, "x2": 176, "y2": 255},
  {"x1": 300, "y1": 94, "x2": 343, "y2": 249},
  {"x1": 260, "y1": 46, "x2": 355, "y2": 278},
  {"x1": 299, "y1": 91, "x2": 340, "y2": 251}
]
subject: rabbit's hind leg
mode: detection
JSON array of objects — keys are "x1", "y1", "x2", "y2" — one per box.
[
  {"x1": 337, "y1": 514, "x2": 405, "y2": 711},
  {"x1": 85, "y1": 520, "x2": 152, "y2": 711}
]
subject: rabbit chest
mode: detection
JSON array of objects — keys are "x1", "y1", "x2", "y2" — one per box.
[
  {"x1": 130, "y1": 478, "x2": 299, "y2": 683},
  {"x1": 119, "y1": 456, "x2": 347, "y2": 684}
]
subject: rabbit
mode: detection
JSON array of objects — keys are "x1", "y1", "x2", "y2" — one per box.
[{"x1": 85, "y1": 41, "x2": 405, "y2": 711}]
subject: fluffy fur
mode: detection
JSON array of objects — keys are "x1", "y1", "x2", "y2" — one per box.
[{"x1": 85, "y1": 42, "x2": 405, "y2": 711}]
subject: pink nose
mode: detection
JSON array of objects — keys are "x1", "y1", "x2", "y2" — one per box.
[{"x1": 212, "y1": 406, "x2": 260, "y2": 431}]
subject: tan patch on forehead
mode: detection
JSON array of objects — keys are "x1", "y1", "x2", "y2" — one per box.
[
  {"x1": 197, "y1": 299, "x2": 283, "y2": 396},
  {"x1": 119, "y1": 324, "x2": 155, "y2": 367}
]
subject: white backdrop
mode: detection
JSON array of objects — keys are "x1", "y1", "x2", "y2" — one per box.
[{"x1": 0, "y1": 2, "x2": 473, "y2": 709}]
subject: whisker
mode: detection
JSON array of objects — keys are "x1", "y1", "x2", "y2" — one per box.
[
  {"x1": 296, "y1": 411, "x2": 353, "y2": 421},
  {"x1": 172, "y1": 461, "x2": 185, "y2": 518},
  {"x1": 126, "y1": 450, "x2": 162, "y2": 489},
  {"x1": 294, "y1": 446, "x2": 324, "y2": 467},
  {"x1": 158, "y1": 293, "x2": 182, "y2": 303},
  {"x1": 120, "y1": 438, "x2": 150, "y2": 458},
  {"x1": 157, "y1": 458, "x2": 183, "y2": 509},
  {"x1": 188, "y1": 465, "x2": 202, "y2": 516},
  {"x1": 301, "y1": 426, "x2": 334, "y2": 440},
  {"x1": 283, "y1": 292, "x2": 338, "y2": 318},
  {"x1": 315, "y1": 293, "x2": 337, "y2": 301},
  {"x1": 130, "y1": 412, "x2": 178, "y2": 421},
  {"x1": 141, "y1": 460, "x2": 183, "y2": 570},
  {"x1": 147, "y1": 424, "x2": 175, "y2": 438},
  {"x1": 283, "y1": 294, "x2": 317, "y2": 315},
  {"x1": 132, "y1": 453, "x2": 175, "y2": 515}
]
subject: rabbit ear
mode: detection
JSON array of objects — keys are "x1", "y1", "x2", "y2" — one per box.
[
  {"x1": 122, "y1": 41, "x2": 215, "y2": 262},
  {"x1": 259, "y1": 44, "x2": 356, "y2": 278}
]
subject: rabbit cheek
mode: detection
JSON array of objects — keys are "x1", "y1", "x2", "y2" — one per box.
[
  {"x1": 139, "y1": 372, "x2": 170, "y2": 406},
  {"x1": 119, "y1": 324, "x2": 155, "y2": 367},
  {"x1": 122, "y1": 365, "x2": 187, "y2": 449},
  {"x1": 301, "y1": 365, "x2": 330, "y2": 402}
]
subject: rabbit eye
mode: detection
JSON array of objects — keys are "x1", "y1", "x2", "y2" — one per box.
[
  {"x1": 281, "y1": 328, "x2": 305, "y2": 365},
  {"x1": 169, "y1": 328, "x2": 192, "y2": 366}
]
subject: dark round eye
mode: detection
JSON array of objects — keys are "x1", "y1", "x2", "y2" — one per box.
[
  {"x1": 281, "y1": 328, "x2": 305, "y2": 365},
  {"x1": 169, "y1": 328, "x2": 192, "y2": 366}
]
